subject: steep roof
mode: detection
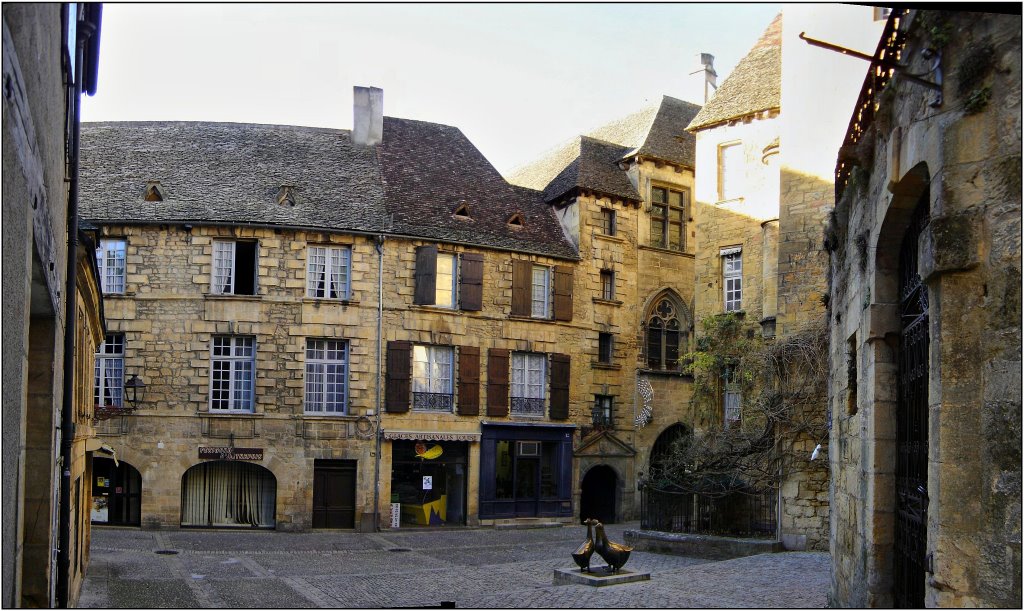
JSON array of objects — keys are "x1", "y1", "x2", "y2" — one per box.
[
  {"x1": 507, "y1": 95, "x2": 699, "y2": 202},
  {"x1": 687, "y1": 13, "x2": 783, "y2": 132},
  {"x1": 79, "y1": 119, "x2": 578, "y2": 259}
]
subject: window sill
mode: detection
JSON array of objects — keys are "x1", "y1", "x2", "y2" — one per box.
[
  {"x1": 302, "y1": 297, "x2": 359, "y2": 306},
  {"x1": 715, "y1": 197, "x2": 745, "y2": 206},
  {"x1": 638, "y1": 368, "x2": 693, "y2": 378},
  {"x1": 412, "y1": 304, "x2": 459, "y2": 313},
  {"x1": 508, "y1": 314, "x2": 554, "y2": 322},
  {"x1": 198, "y1": 411, "x2": 263, "y2": 417},
  {"x1": 205, "y1": 293, "x2": 262, "y2": 301},
  {"x1": 593, "y1": 233, "x2": 625, "y2": 244},
  {"x1": 592, "y1": 362, "x2": 621, "y2": 371},
  {"x1": 592, "y1": 297, "x2": 622, "y2": 306},
  {"x1": 509, "y1": 414, "x2": 545, "y2": 420},
  {"x1": 637, "y1": 245, "x2": 694, "y2": 258},
  {"x1": 299, "y1": 413, "x2": 358, "y2": 420},
  {"x1": 102, "y1": 292, "x2": 134, "y2": 299}
]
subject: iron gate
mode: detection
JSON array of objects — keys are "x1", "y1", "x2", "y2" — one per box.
[
  {"x1": 894, "y1": 197, "x2": 930, "y2": 608},
  {"x1": 640, "y1": 487, "x2": 776, "y2": 538}
]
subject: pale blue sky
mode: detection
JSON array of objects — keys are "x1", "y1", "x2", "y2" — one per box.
[{"x1": 82, "y1": 2, "x2": 782, "y2": 174}]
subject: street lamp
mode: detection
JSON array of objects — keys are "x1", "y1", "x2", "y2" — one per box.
[{"x1": 124, "y1": 373, "x2": 147, "y2": 409}]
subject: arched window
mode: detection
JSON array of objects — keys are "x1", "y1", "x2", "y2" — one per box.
[{"x1": 643, "y1": 293, "x2": 690, "y2": 371}]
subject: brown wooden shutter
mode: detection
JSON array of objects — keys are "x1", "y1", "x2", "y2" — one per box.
[
  {"x1": 459, "y1": 253, "x2": 484, "y2": 311},
  {"x1": 457, "y1": 346, "x2": 480, "y2": 416},
  {"x1": 549, "y1": 353, "x2": 570, "y2": 420},
  {"x1": 511, "y1": 259, "x2": 531, "y2": 316},
  {"x1": 553, "y1": 265, "x2": 574, "y2": 321},
  {"x1": 413, "y1": 245, "x2": 437, "y2": 305},
  {"x1": 385, "y1": 341, "x2": 412, "y2": 413},
  {"x1": 487, "y1": 348, "x2": 510, "y2": 417}
]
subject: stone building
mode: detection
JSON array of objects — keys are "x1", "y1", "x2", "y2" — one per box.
[
  {"x1": 684, "y1": 6, "x2": 885, "y2": 551},
  {"x1": 827, "y1": 8, "x2": 1021, "y2": 607},
  {"x1": 2, "y1": 3, "x2": 105, "y2": 607}
]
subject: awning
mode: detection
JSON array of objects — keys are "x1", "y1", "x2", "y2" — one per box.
[
  {"x1": 85, "y1": 438, "x2": 119, "y2": 466},
  {"x1": 719, "y1": 245, "x2": 742, "y2": 256},
  {"x1": 382, "y1": 430, "x2": 481, "y2": 442}
]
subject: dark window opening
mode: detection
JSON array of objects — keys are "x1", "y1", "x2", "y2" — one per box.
[
  {"x1": 600, "y1": 270, "x2": 614, "y2": 300},
  {"x1": 600, "y1": 208, "x2": 616, "y2": 236},
  {"x1": 598, "y1": 333, "x2": 614, "y2": 364},
  {"x1": 234, "y1": 241, "x2": 257, "y2": 295}
]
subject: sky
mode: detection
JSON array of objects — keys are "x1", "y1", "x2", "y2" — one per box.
[{"x1": 81, "y1": 2, "x2": 782, "y2": 175}]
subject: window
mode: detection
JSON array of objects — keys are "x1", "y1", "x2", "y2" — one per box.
[
  {"x1": 650, "y1": 187, "x2": 687, "y2": 251},
  {"x1": 723, "y1": 366, "x2": 742, "y2": 426},
  {"x1": 306, "y1": 245, "x2": 351, "y2": 299},
  {"x1": 511, "y1": 352, "x2": 546, "y2": 417},
  {"x1": 718, "y1": 142, "x2": 743, "y2": 201},
  {"x1": 598, "y1": 333, "x2": 614, "y2": 364},
  {"x1": 531, "y1": 265, "x2": 551, "y2": 318},
  {"x1": 210, "y1": 336, "x2": 255, "y2": 411},
  {"x1": 600, "y1": 208, "x2": 616, "y2": 236},
  {"x1": 305, "y1": 339, "x2": 348, "y2": 414},
  {"x1": 593, "y1": 395, "x2": 613, "y2": 428},
  {"x1": 212, "y1": 240, "x2": 257, "y2": 295},
  {"x1": 723, "y1": 251, "x2": 742, "y2": 312},
  {"x1": 600, "y1": 270, "x2": 615, "y2": 300},
  {"x1": 94, "y1": 333, "x2": 124, "y2": 407},
  {"x1": 434, "y1": 253, "x2": 457, "y2": 308},
  {"x1": 96, "y1": 239, "x2": 126, "y2": 294},
  {"x1": 412, "y1": 345, "x2": 454, "y2": 411},
  {"x1": 645, "y1": 295, "x2": 688, "y2": 371}
]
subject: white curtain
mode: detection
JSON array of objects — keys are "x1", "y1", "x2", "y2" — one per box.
[{"x1": 181, "y1": 462, "x2": 276, "y2": 527}]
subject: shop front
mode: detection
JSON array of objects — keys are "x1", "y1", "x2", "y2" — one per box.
[
  {"x1": 385, "y1": 431, "x2": 478, "y2": 527},
  {"x1": 478, "y1": 423, "x2": 574, "y2": 519},
  {"x1": 90, "y1": 457, "x2": 142, "y2": 526}
]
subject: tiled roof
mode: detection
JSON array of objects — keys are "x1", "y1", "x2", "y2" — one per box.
[
  {"x1": 79, "y1": 119, "x2": 578, "y2": 259},
  {"x1": 79, "y1": 122, "x2": 390, "y2": 233},
  {"x1": 508, "y1": 95, "x2": 699, "y2": 202},
  {"x1": 377, "y1": 117, "x2": 578, "y2": 259},
  {"x1": 687, "y1": 13, "x2": 783, "y2": 131}
]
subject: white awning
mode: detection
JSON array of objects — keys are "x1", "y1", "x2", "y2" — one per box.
[
  {"x1": 719, "y1": 246, "x2": 742, "y2": 256},
  {"x1": 382, "y1": 430, "x2": 481, "y2": 442},
  {"x1": 85, "y1": 438, "x2": 119, "y2": 465}
]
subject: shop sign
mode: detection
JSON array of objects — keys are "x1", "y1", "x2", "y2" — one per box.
[
  {"x1": 422, "y1": 476, "x2": 432, "y2": 490},
  {"x1": 390, "y1": 503, "x2": 401, "y2": 528},
  {"x1": 198, "y1": 446, "x2": 264, "y2": 461}
]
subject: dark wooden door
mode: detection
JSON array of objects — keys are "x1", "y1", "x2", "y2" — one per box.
[
  {"x1": 894, "y1": 199, "x2": 929, "y2": 608},
  {"x1": 313, "y1": 460, "x2": 356, "y2": 529}
]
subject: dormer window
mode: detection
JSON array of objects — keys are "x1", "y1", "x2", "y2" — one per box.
[
  {"x1": 453, "y1": 202, "x2": 472, "y2": 220},
  {"x1": 144, "y1": 181, "x2": 164, "y2": 202},
  {"x1": 277, "y1": 185, "x2": 297, "y2": 207},
  {"x1": 507, "y1": 213, "x2": 524, "y2": 229}
]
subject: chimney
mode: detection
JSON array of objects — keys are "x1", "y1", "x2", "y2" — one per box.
[
  {"x1": 688, "y1": 53, "x2": 717, "y2": 103},
  {"x1": 353, "y1": 86, "x2": 383, "y2": 146}
]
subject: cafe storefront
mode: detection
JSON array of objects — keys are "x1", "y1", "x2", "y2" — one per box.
[{"x1": 478, "y1": 423, "x2": 574, "y2": 519}]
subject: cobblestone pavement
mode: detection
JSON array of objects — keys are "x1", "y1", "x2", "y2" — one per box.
[{"x1": 80, "y1": 523, "x2": 830, "y2": 608}]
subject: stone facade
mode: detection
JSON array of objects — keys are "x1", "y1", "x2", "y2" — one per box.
[{"x1": 827, "y1": 8, "x2": 1021, "y2": 607}]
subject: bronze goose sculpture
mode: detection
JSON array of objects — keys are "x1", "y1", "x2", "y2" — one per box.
[
  {"x1": 571, "y1": 518, "x2": 597, "y2": 572},
  {"x1": 593, "y1": 521, "x2": 633, "y2": 572}
]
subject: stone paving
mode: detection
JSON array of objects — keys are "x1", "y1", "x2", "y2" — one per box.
[{"x1": 80, "y1": 522, "x2": 830, "y2": 608}]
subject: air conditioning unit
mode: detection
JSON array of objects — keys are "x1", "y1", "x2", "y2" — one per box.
[{"x1": 517, "y1": 441, "x2": 540, "y2": 456}]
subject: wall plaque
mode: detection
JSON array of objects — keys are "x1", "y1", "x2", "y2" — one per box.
[{"x1": 198, "y1": 446, "x2": 264, "y2": 461}]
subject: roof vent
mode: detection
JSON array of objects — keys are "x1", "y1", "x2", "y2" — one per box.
[
  {"x1": 453, "y1": 202, "x2": 472, "y2": 220},
  {"x1": 507, "y1": 213, "x2": 524, "y2": 229},
  {"x1": 144, "y1": 181, "x2": 164, "y2": 202},
  {"x1": 277, "y1": 185, "x2": 297, "y2": 207}
]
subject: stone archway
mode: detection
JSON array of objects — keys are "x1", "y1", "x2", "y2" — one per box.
[
  {"x1": 180, "y1": 461, "x2": 277, "y2": 528},
  {"x1": 579, "y1": 465, "x2": 619, "y2": 524},
  {"x1": 91, "y1": 457, "x2": 142, "y2": 526}
]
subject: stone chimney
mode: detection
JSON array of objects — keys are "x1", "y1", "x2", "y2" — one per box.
[
  {"x1": 689, "y1": 53, "x2": 717, "y2": 103},
  {"x1": 353, "y1": 86, "x2": 383, "y2": 146}
]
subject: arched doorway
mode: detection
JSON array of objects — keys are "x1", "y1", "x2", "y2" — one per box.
[
  {"x1": 580, "y1": 465, "x2": 618, "y2": 524},
  {"x1": 91, "y1": 457, "x2": 142, "y2": 526},
  {"x1": 649, "y1": 423, "x2": 690, "y2": 472},
  {"x1": 180, "y1": 461, "x2": 276, "y2": 528}
]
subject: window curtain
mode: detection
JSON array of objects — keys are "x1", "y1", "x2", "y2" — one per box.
[{"x1": 181, "y1": 462, "x2": 276, "y2": 527}]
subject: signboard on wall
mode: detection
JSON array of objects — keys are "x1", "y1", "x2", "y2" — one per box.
[
  {"x1": 198, "y1": 447, "x2": 264, "y2": 461},
  {"x1": 422, "y1": 476, "x2": 433, "y2": 490},
  {"x1": 390, "y1": 503, "x2": 401, "y2": 528}
]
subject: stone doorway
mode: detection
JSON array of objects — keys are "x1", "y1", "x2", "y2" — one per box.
[{"x1": 580, "y1": 465, "x2": 618, "y2": 524}]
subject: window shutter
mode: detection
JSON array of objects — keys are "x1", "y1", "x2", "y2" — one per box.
[
  {"x1": 413, "y1": 245, "x2": 437, "y2": 305},
  {"x1": 385, "y1": 341, "x2": 412, "y2": 413},
  {"x1": 459, "y1": 253, "x2": 484, "y2": 311},
  {"x1": 487, "y1": 348, "x2": 510, "y2": 417},
  {"x1": 549, "y1": 353, "x2": 570, "y2": 420},
  {"x1": 457, "y1": 346, "x2": 480, "y2": 416},
  {"x1": 511, "y1": 260, "x2": 531, "y2": 316},
  {"x1": 553, "y1": 265, "x2": 574, "y2": 321}
]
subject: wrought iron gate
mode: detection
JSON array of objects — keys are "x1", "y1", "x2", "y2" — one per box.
[{"x1": 894, "y1": 198, "x2": 930, "y2": 608}]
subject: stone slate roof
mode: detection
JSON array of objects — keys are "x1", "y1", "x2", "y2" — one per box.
[
  {"x1": 508, "y1": 95, "x2": 699, "y2": 203},
  {"x1": 79, "y1": 119, "x2": 578, "y2": 259},
  {"x1": 687, "y1": 12, "x2": 783, "y2": 132}
]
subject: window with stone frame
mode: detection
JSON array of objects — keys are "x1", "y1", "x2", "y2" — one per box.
[
  {"x1": 722, "y1": 250, "x2": 743, "y2": 312},
  {"x1": 530, "y1": 265, "x2": 551, "y2": 318},
  {"x1": 212, "y1": 240, "x2": 258, "y2": 296},
  {"x1": 94, "y1": 333, "x2": 125, "y2": 407},
  {"x1": 600, "y1": 208, "x2": 616, "y2": 236},
  {"x1": 649, "y1": 186, "x2": 688, "y2": 251},
  {"x1": 412, "y1": 345, "x2": 454, "y2": 411},
  {"x1": 306, "y1": 245, "x2": 351, "y2": 300},
  {"x1": 593, "y1": 395, "x2": 613, "y2": 428},
  {"x1": 96, "y1": 239, "x2": 126, "y2": 294},
  {"x1": 598, "y1": 333, "x2": 614, "y2": 364},
  {"x1": 511, "y1": 352, "x2": 546, "y2": 417},
  {"x1": 600, "y1": 269, "x2": 615, "y2": 300},
  {"x1": 210, "y1": 336, "x2": 255, "y2": 412},
  {"x1": 304, "y1": 339, "x2": 348, "y2": 414},
  {"x1": 644, "y1": 294, "x2": 689, "y2": 371},
  {"x1": 718, "y1": 141, "x2": 743, "y2": 201},
  {"x1": 723, "y1": 365, "x2": 742, "y2": 426}
]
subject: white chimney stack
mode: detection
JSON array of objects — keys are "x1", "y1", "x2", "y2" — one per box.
[
  {"x1": 688, "y1": 53, "x2": 717, "y2": 104},
  {"x1": 353, "y1": 86, "x2": 383, "y2": 146}
]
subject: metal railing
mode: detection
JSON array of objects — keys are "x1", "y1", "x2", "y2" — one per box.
[{"x1": 640, "y1": 486, "x2": 776, "y2": 538}]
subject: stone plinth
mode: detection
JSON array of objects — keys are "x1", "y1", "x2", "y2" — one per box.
[{"x1": 553, "y1": 567, "x2": 651, "y2": 587}]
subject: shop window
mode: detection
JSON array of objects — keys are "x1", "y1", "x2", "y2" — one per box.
[
  {"x1": 210, "y1": 336, "x2": 255, "y2": 412},
  {"x1": 412, "y1": 345, "x2": 454, "y2": 411},
  {"x1": 212, "y1": 240, "x2": 257, "y2": 295},
  {"x1": 390, "y1": 440, "x2": 467, "y2": 526},
  {"x1": 650, "y1": 186, "x2": 688, "y2": 251},
  {"x1": 96, "y1": 239, "x2": 126, "y2": 294},
  {"x1": 304, "y1": 339, "x2": 348, "y2": 414},
  {"x1": 94, "y1": 333, "x2": 125, "y2": 407},
  {"x1": 511, "y1": 352, "x2": 546, "y2": 417},
  {"x1": 181, "y1": 461, "x2": 276, "y2": 528},
  {"x1": 306, "y1": 245, "x2": 351, "y2": 299}
]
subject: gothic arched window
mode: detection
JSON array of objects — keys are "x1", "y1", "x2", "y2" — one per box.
[{"x1": 644, "y1": 294, "x2": 689, "y2": 371}]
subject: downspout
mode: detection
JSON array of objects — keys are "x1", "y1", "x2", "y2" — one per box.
[
  {"x1": 57, "y1": 8, "x2": 95, "y2": 608},
  {"x1": 373, "y1": 235, "x2": 385, "y2": 531}
]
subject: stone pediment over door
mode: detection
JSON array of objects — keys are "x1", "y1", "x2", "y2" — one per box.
[{"x1": 574, "y1": 431, "x2": 637, "y2": 458}]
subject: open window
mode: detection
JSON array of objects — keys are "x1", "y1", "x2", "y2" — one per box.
[{"x1": 212, "y1": 240, "x2": 257, "y2": 295}]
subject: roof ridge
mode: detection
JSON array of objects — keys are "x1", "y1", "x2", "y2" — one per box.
[{"x1": 81, "y1": 120, "x2": 351, "y2": 134}]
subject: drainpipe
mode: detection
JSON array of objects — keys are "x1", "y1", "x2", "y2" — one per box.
[
  {"x1": 57, "y1": 8, "x2": 96, "y2": 607},
  {"x1": 373, "y1": 235, "x2": 385, "y2": 531}
]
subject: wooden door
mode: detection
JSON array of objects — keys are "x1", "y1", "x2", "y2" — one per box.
[{"x1": 313, "y1": 460, "x2": 356, "y2": 529}]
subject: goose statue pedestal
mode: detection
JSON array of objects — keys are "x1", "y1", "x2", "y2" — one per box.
[{"x1": 556, "y1": 519, "x2": 651, "y2": 587}]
